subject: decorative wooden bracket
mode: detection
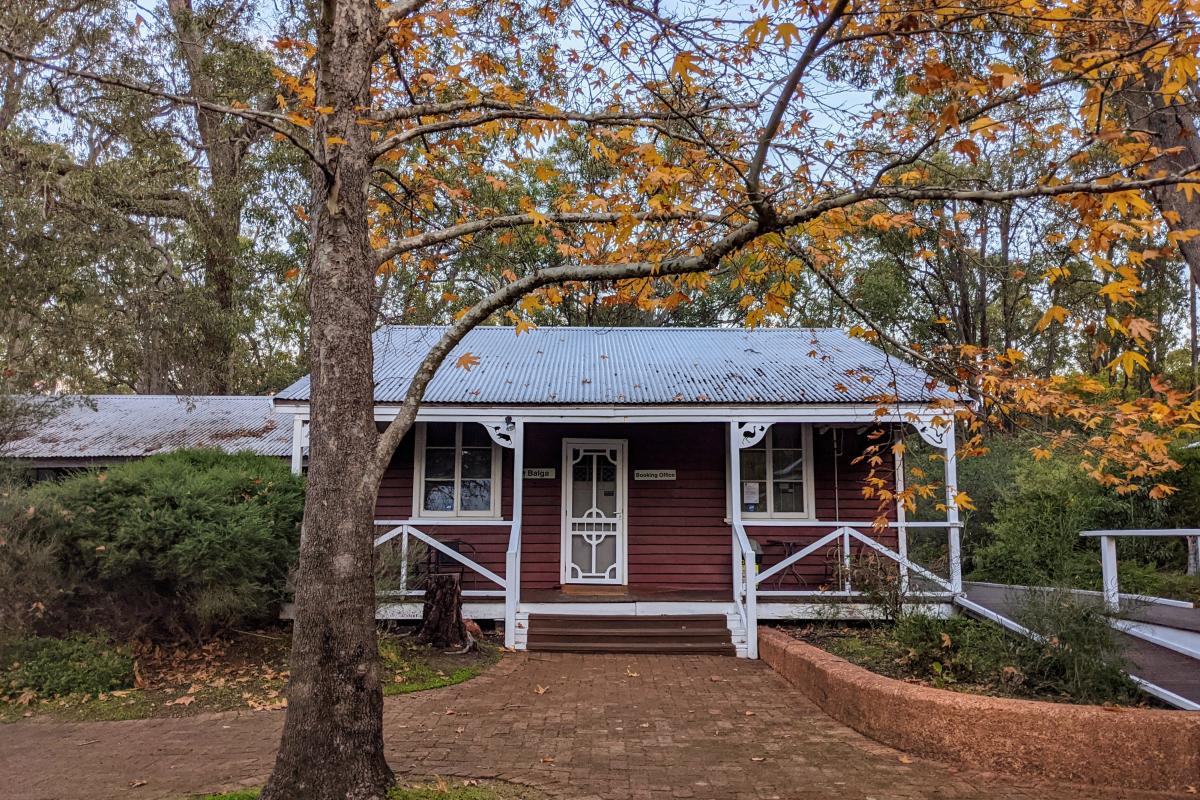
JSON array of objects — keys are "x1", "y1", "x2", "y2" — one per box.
[
  {"x1": 911, "y1": 418, "x2": 951, "y2": 448},
  {"x1": 483, "y1": 421, "x2": 516, "y2": 449},
  {"x1": 736, "y1": 422, "x2": 770, "y2": 448}
]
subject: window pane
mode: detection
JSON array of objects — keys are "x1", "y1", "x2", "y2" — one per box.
[
  {"x1": 460, "y1": 479, "x2": 492, "y2": 511},
  {"x1": 773, "y1": 449, "x2": 804, "y2": 481},
  {"x1": 461, "y1": 423, "x2": 490, "y2": 447},
  {"x1": 773, "y1": 481, "x2": 805, "y2": 513},
  {"x1": 741, "y1": 480, "x2": 767, "y2": 513},
  {"x1": 740, "y1": 449, "x2": 766, "y2": 480},
  {"x1": 423, "y1": 480, "x2": 455, "y2": 512},
  {"x1": 773, "y1": 425, "x2": 803, "y2": 449},
  {"x1": 425, "y1": 422, "x2": 455, "y2": 447},
  {"x1": 424, "y1": 448, "x2": 455, "y2": 479},
  {"x1": 461, "y1": 447, "x2": 492, "y2": 479}
]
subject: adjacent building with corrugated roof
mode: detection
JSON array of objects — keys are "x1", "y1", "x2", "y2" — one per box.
[{"x1": 4, "y1": 395, "x2": 290, "y2": 478}]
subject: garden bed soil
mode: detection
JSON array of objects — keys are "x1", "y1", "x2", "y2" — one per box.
[
  {"x1": 783, "y1": 622, "x2": 1156, "y2": 707},
  {"x1": 1, "y1": 626, "x2": 499, "y2": 723}
]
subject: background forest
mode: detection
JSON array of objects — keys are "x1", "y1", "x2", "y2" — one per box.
[{"x1": 4, "y1": 1, "x2": 1197, "y2": 400}]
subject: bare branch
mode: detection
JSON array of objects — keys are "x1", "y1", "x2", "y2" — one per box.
[
  {"x1": 745, "y1": 0, "x2": 850, "y2": 215},
  {"x1": 371, "y1": 103, "x2": 724, "y2": 157},
  {"x1": 0, "y1": 42, "x2": 328, "y2": 172}
]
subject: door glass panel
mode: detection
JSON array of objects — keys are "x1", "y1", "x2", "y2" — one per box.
[
  {"x1": 572, "y1": 453, "x2": 593, "y2": 514},
  {"x1": 570, "y1": 536, "x2": 592, "y2": 577},
  {"x1": 595, "y1": 534, "x2": 617, "y2": 579},
  {"x1": 596, "y1": 457, "x2": 617, "y2": 515}
]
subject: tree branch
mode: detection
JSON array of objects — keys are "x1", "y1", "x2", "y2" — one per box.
[
  {"x1": 372, "y1": 209, "x2": 723, "y2": 266},
  {"x1": 745, "y1": 0, "x2": 850, "y2": 216},
  {"x1": 0, "y1": 42, "x2": 328, "y2": 173}
]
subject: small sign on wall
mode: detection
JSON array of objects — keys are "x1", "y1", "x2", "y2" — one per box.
[
  {"x1": 523, "y1": 467, "x2": 556, "y2": 479},
  {"x1": 634, "y1": 469, "x2": 676, "y2": 481}
]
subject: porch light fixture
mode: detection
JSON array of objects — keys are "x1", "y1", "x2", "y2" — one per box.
[{"x1": 504, "y1": 415, "x2": 515, "y2": 431}]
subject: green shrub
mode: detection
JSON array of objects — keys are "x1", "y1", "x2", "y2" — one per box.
[
  {"x1": 969, "y1": 455, "x2": 1169, "y2": 588},
  {"x1": 1011, "y1": 589, "x2": 1139, "y2": 704},
  {"x1": 0, "y1": 449, "x2": 304, "y2": 639},
  {"x1": 893, "y1": 614, "x2": 1010, "y2": 687},
  {"x1": 894, "y1": 596, "x2": 1139, "y2": 704},
  {"x1": 3, "y1": 634, "x2": 133, "y2": 697}
]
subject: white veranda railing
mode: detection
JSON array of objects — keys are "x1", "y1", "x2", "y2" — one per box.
[
  {"x1": 731, "y1": 520, "x2": 962, "y2": 658},
  {"x1": 373, "y1": 520, "x2": 509, "y2": 599}
]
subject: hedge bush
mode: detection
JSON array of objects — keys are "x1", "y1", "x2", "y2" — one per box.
[
  {"x1": 0, "y1": 449, "x2": 304, "y2": 640},
  {"x1": 961, "y1": 437, "x2": 1196, "y2": 596}
]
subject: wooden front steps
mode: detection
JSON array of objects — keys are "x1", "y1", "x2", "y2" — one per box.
[{"x1": 525, "y1": 613, "x2": 736, "y2": 655}]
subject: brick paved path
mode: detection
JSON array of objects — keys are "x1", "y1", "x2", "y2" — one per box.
[{"x1": 0, "y1": 653, "x2": 1177, "y2": 800}]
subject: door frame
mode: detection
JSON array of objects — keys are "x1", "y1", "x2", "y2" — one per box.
[{"x1": 560, "y1": 437, "x2": 629, "y2": 585}]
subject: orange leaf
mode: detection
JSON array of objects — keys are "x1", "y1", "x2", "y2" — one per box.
[{"x1": 455, "y1": 352, "x2": 481, "y2": 372}]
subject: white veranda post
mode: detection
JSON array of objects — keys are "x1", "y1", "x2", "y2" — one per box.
[
  {"x1": 505, "y1": 421, "x2": 525, "y2": 648},
  {"x1": 942, "y1": 421, "x2": 962, "y2": 593},
  {"x1": 290, "y1": 415, "x2": 308, "y2": 475},
  {"x1": 729, "y1": 421, "x2": 759, "y2": 659}
]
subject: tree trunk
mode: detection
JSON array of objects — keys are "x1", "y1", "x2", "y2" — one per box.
[
  {"x1": 416, "y1": 574, "x2": 472, "y2": 650},
  {"x1": 1118, "y1": 75, "x2": 1200, "y2": 288},
  {"x1": 261, "y1": 0, "x2": 391, "y2": 798}
]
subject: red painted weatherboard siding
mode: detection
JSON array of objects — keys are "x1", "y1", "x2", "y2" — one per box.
[{"x1": 374, "y1": 422, "x2": 895, "y2": 592}]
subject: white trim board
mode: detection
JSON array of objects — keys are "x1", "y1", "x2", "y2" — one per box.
[{"x1": 273, "y1": 401, "x2": 959, "y2": 424}]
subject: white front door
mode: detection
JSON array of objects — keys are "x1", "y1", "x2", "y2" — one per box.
[{"x1": 561, "y1": 439, "x2": 627, "y2": 585}]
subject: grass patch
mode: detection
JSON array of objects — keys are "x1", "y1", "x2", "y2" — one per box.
[
  {"x1": 380, "y1": 636, "x2": 499, "y2": 696},
  {"x1": 2, "y1": 633, "x2": 134, "y2": 698},
  {"x1": 196, "y1": 778, "x2": 536, "y2": 800},
  {"x1": 2, "y1": 628, "x2": 500, "y2": 723}
]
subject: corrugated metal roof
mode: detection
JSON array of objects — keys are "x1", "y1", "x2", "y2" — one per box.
[
  {"x1": 277, "y1": 326, "x2": 948, "y2": 405},
  {"x1": 5, "y1": 395, "x2": 291, "y2": 460}
]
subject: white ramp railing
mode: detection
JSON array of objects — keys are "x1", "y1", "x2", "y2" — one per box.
[{"x1": 1082, "y1": 529, "x2": 1200, "y2": 613}]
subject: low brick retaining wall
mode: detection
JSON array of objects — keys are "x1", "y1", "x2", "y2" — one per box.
[{"x1": 759, "y1": 627, "x2": 1200, "y2": 792}]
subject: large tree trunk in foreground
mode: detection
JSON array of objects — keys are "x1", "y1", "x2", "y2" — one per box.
[
  {"x1": 416, "y1": 574, "x2": 473, "y2": 650},
  {"x1": 261, "y1": 0, "x2": 391, "y2": 798}
]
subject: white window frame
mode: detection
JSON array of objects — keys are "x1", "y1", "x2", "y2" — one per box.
[
  {"x1": 412, "y1": 422, "x2": 502, "y2": 518},
  {"x1": 738, "y1": 424, "x2": 816, "y2": 520}
]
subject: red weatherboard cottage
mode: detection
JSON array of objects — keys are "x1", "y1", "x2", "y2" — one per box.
[{"x1": 275, "y1": 326, "x2": 964, "y2": 657}]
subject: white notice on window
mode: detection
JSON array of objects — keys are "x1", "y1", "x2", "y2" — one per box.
[{"x1": 742, "y1": 482, "x2": 760, "y2": 504}]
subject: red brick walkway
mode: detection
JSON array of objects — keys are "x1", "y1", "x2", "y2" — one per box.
[{"x1": 0, "y1": 653, "x2": 1176, "y2": 800}]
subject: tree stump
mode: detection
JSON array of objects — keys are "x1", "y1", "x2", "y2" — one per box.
[{"x1": 415, "y1": 573, "x2": 475, "y2": 651}]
